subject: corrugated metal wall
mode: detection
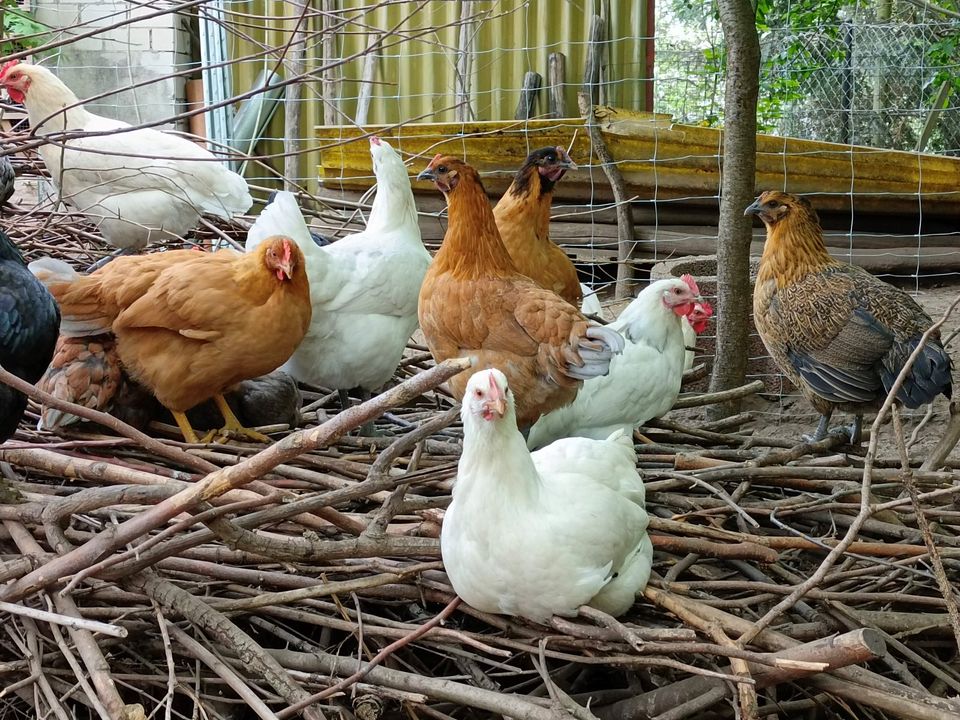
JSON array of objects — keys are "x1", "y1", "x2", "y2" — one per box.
[
  {"x1": 222, "y1": 0, "x2": 649, "y2": 189},
  {"x1": 331, "y1": 0, "x2": 651, "y2": 124}
]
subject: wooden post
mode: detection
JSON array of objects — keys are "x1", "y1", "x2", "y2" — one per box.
[
  {"x1": 455, "y1": 0, "x2": 475, "y2": 122},
  {"x1": 577, "y1": 92, "x2": 635, "y2": 299},
  {"x1": 321, "y1": 0, "x2": 340, "y2": 126},
  {"x1": 547, "y1": 52, "x2": 567, "y2": 118},
  {"x1": 283, "y1": 0, "x2": 307, "y2": 190},
  {"x1": 514, "y1": 71, "x2": 542, "y2": 120},
  {"x1": 355, "y1": 33, "x2": 381, "y2": 127},
  {"x1": 582, "y1": 14, "x2": 604, "y2": 106},
  {"x1": 598, "y1": 0, "x2": 610, "y2": 106}
]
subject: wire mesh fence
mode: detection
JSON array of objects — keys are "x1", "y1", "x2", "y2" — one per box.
[{"x1": 1, "y1": 3, "x2": 960, "y2": 719}]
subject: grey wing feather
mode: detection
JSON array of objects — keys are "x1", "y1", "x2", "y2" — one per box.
[{"x1": 566, "y1": 324, "x2": 625, "y2": 380}]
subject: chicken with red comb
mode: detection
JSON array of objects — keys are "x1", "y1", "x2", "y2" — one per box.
[
  {"x1": 0, "y1": 61, "x2": 251, "y2": 254},
  {"x1": 527, "y1": 277, "x2": 703, "y2": 449},
  {"x1": 28, "y1": 237, "x2": 311, "y2": 443}
]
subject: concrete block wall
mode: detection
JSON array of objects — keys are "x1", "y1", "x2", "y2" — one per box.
[{"x1": 33, "y1": 1, "x2": 192, "y2": 129}]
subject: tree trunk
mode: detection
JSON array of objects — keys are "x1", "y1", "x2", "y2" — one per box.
[{"x1": 707, "y1": 0, "x2": 760, "y2": 420}]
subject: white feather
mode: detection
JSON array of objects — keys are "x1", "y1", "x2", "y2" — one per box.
[
  {"x1": 246, "y1": 139, "x2": 431, "y2": 392},
  {"x1": 441, "y1": 369, "x2": 653, "y2": 621},
  {"x1": 14, "y1": 64, "x2": 251, "y2": 250},
  {"x1": 580, "y1": 282, "x2": 603, "y2": 317},
  {"x1": 526, "y1": 279, "x2": 692, "y2": 450}
]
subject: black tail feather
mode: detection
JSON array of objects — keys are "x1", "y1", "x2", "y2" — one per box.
[{"x1": 881, "y1": 337, "x2": 953, "y2": 408}]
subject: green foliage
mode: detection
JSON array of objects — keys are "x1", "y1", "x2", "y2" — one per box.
[{"x1": 1, "y1": 0, "x2": 49, "y2": 55}]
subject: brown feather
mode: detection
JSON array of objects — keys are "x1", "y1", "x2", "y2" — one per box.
[
  {"x1": 418, "y1": 156, "x2": 613, "y2": 428},
  {"x1": 493, "y1": 155, "x2": 581, "y2": 305},
  {"x1": 42, "y1": 238, "x2": 312, "y2": 414},
  {"x1": 750, "y1": 191, "x2": 953, "y2": 420}
]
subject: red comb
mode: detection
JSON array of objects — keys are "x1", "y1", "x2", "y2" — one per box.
[
  {"x1": 0, "y1": 60, "x2": 20, "y2": 80},
  {"x1": 281, "y1": 237, "x2": 292, "y2": 264},
  {"x1": 695, "y1": 301, "x2": 714, "y2": 318},
  {"x1": 680, "y1": 274, "x2": 700, "y2": 295},
  {"x1": 430, "y1": 153, "x2": 443, "y2": 165}
]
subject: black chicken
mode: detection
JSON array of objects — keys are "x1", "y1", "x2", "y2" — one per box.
[
  {"x1": 0, "y1": 154, "x2": 14, "y2": 206},
  {"x1": 0, "y1": 231, "x2": 60, "y2": 442}
]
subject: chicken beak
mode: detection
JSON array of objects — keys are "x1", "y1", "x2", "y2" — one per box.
[
  {"x1": 417, "y1": 167, "x2": 436, "y2": 182},
  {"x1": 482, "y1": 373, "x2": 506, "y2": 420},
  {"x1": 744, "y1": 198, "x2": 762, "y2": 216},
  {"x1": 555, "y1": 147, "x2": 578, "y2": 170},
  {"x1": 278, "y1": 261, "x2": 293, "y2": 280}
]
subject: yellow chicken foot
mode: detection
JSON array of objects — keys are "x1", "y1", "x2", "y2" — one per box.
[
  {"x1": 199, "y1": 394, "x2": 272, "y2": 443},
  {"x1": 171, "y1": 410, "x2": 201, "y2": 444}
]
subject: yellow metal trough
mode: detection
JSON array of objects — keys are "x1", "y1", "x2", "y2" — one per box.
[{"x1": 314, "y1": 108, "x2": 960, "y2": 222}]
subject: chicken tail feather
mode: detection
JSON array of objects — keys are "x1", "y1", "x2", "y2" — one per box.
[
  {"x1": 882, "y1": 336, "x2": 954, "y2": 408},
  {"x1": 28, "y1": 257, "x2": 113, "y2": 337},
  {"x1": 565, "y1": 324, "x2": 624, "y2": 380},
  {"x1": 28, "y1": 256, "x2": 78, "y2": 285}
]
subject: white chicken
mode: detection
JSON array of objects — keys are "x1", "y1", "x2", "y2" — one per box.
[
  {"x1": 681, "y1": 300, "x2": 714, "y2": 371},
  {"x1": 246, "y1": 137, "x2": 430, "y2": 414},
  {"x1": 0, "y1": 61, "x2": 251, "y2": 251},
  {"x1": 525, "y1": 276, "x2": 702, "y2": 450},
  {"x1": 441, "y1": 369, "x2": 653, "y2": 621}
]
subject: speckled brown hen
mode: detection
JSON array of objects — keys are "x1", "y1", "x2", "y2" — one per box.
[
  {"x1": 747, "y1": 191, "x2": 953, "y2": 443},
  {"x1": 416, "y1": 155, "x2": 624, "y2": 431},
  {"x1": 493, "y1": 146, "x2": 581, "y2": 305}
]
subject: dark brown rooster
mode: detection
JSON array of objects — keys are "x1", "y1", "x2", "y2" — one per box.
[
  {"x1": 747, "y1": 191, "x2": 953, "y2": 443},
  {"x1": 493, "y1": 146, "x2": 581, "y2": 305}
]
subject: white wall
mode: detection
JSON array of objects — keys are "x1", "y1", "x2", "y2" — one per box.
[{"x1": 33, "y1": 1, "x2": 192, "y2": 129}]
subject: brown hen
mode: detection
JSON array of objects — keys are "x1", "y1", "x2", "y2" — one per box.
[
  {"x1": 493, "y1": 146, "x2": 581, "y2": 305},
  {"x1": 29, "y1": 237, "x2": 311, "y2": 443},
  {"x1": 748, "y1": 191, "x2": 953, "y2": 443},
  {"x1": 416, "y1": 155, "x2": 623, "y2": 430}
]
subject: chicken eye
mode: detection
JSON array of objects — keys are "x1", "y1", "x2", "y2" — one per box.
[
  {"x1": 437, "y1": 165, "x2": 447, "y2": 173},
  {"x1": 474, "y1": 388, "x2": 483, "y2": 398}
]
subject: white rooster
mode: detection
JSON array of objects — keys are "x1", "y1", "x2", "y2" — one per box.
[
  {"x1": 0, "y1": 61, "x2": 251, "y2": 251},
  {"x1": 246, "y1": 137, "x2": 430, "y2": 424},
  {"x1": 526, "y1": 276, "x2": 702, "y2": 450},
  {"x1": 442, "y1": 369, "x2": 653, "y2": 621}
]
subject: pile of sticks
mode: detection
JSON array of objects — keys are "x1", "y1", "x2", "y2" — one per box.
[{"x1": 0, "y1": 337, "x2": 958, "y2": 720}]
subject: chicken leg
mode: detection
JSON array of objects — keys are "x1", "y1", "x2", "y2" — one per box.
[
  {"x1": 200, "y1": 394, "x2": 272, "y2": 443},
  {"x1": 171, "y1": 410, "x2": 201, "y2": 444},
  {"x1": 805, "y1": 411, "x2": 863, "y2": 445}
]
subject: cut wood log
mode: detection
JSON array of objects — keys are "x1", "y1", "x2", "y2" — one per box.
[
  {"x1": 548, "y1": 52, "x2": 567, "y2": 118},
  {"x1": 514, "y1": 71, "x2": 542, "y2": 120}
]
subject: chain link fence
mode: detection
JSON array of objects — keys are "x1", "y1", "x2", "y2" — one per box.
[{"x1": 656, "y1": 6, "x2": 960, "y2": 155}]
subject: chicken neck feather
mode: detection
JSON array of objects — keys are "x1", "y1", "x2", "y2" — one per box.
[
  {"x1": 756, "y1": 202, "x2": 839, "y2": 289},
  {"x1": 432, "y1": 169, "x2": 519, "y2": 280}
]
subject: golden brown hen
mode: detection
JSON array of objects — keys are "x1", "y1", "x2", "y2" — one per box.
[
  {"x1": 29, "y1": 237, "x2": 311, "y2": 443},
  {"x1": 493, "y1": 146, "x2": 581, "y2": 305},
  {"x1": 747, "y1": 191, "x2": 953, "y2": 443},
  {"x1": 416, "y1": 155, "x2": 623, "y2": 430}
]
